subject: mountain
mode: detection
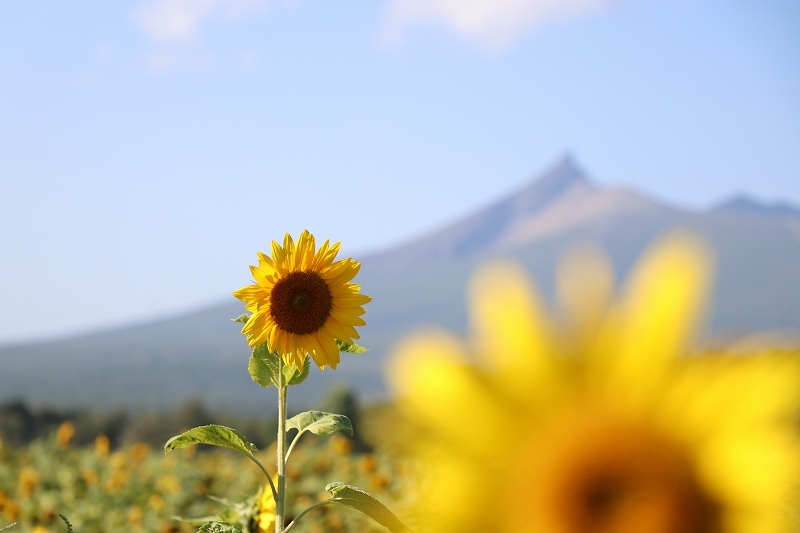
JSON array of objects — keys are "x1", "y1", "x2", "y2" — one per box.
[
  {"x1": 713, "y1": 195, "x2": 800, "y2": 217},
  {"x1": 2, "y1": 157, "x2": 800, "y2": 412}
]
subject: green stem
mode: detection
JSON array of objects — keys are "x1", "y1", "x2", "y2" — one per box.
[
  {"x1": 246, "y1": 452, "x2": 277, "y2": 501},
  {"x1": 282, "y1": 499, "x2": 342, "y2": 533},
  {"x1": 284, "y1": 429, "x2": 304, "y2": 463},
  {"x1": 275, "y1": 357, "x2": 288, "y2": 533}
]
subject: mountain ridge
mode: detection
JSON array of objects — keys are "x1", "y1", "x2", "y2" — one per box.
[{"x1": 3, "y1": 156, "x2": 799, "y2": 411}]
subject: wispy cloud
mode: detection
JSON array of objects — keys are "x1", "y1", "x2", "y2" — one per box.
[
  {"x1": 133, "y1": 0, "x2": 282, "y2": 73},
  {"x1": 383, "y1": 0, "x2": 616, "y2": 50},
  {"x1": 134, "y1": 0, "x2": 268, "y2": 43}
]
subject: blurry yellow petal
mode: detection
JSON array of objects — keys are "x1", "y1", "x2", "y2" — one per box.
[
  {"x1": 390, "y1": 332, "x2": 509, "y2": 457},
  {"x1": 469, "y1": 261, "x2": 555, "y2": 402},
  {"x1": 668, "y1": 354, "x2": 800, "y2": 438},
  {"x1": 697, "y1": 428, "x2": 800, "y2": 509},
  {"x1": 613, "y1": 232, "x2": 712, "y2": 395}
]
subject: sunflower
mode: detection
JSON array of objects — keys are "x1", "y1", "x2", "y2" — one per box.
[
  {"x1": 390, "y1": 234, "x2": 800, "y2": 533},
  {"x1": 256, "y1": 484, "x2": 276, "y2": 533},
  {"x1": 234, "y1": 230, "x2": 371, "y2": 369}
]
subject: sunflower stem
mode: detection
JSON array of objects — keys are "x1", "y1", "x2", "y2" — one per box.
[{"x1": 276, "y1": 356, "x2": 288, "y2": 533}]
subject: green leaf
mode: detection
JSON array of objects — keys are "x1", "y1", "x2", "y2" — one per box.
[
  {"x1": 248, "y1": 344, "x2": 281, "y2": 388},
  {"x1": 286, "y1": 411, "x2": 354, "y2": 437},
  {"x1": 250, "y1": 345, "x2": 309, "y2": 388},
  {"x1": 336, "y1": 339, "x2": 368, "y2": 354},
  {"x1": 165, "y1": 425, "x2": 257, "y2": 456},
  {"x1": 231, "y1": 314, "x2": 250, "y2": 324},
  {"x1": 197, "y1": 522, "x2": 243, "y2": 533},
  {"x1": 326, "y1": 483, "x2": 410, "y2": 533},
  {"x1": 284, "y1": 356, "x2": 310, "y2": 386}
]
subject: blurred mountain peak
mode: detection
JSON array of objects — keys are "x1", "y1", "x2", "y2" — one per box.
[
  {"x1": 368, "y1": 155, "x2": 654, "y2": 271},
  {"x1": 508, "y1": 153, "x2": 595, "y2": 209},
  {"x1": 712, "y1": 194, "x2": 800, "y2": 217},
  {"x1": 367, "y1": 155, "x2": 596, "y2": 270}
]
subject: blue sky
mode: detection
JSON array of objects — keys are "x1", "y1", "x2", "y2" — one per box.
[{"x1": 0, "y1": 0, "x2": 798, "y2": 343}]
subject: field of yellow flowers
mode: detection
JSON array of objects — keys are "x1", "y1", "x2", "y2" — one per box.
[{"x1": 0, "y1": 420, "x2": 412, "y2": 533}]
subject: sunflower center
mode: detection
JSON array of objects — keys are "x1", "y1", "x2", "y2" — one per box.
[
  {"x1": 516, "y1": 419, "x2": 721, "y2": 533},
  {"x1": 292, "y1": 293, "x2": 310, "y2": 311},
  {"x1": 269, "y1": 271, "x2": 333, "y2": 335}
]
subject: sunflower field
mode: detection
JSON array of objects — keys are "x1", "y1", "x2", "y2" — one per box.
[{"x1": 0, "y1": 424, "x2": 414, "y2": 533}]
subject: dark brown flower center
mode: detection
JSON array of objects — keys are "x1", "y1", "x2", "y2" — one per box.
[
  {"x1": 270, "y1": 271, "x2": 333, "y2": 335},
  {"x1": 506, "y1": 419, "x2": 722, "y2": 533},
  {"x1": 550, "y1": 426, "x2": 721, "y2": 533}
]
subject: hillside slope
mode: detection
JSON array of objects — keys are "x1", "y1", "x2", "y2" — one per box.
[{"x1": 3, "y1": 157, "x2": 799, "y2": 411}]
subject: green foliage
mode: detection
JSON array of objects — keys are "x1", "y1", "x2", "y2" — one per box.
[
  {"x1": 287, "y1": 412, "x2": 354, "y2": 437},
  {"x1": 248, "y1": 344, "x2": 281, "y2": 388},
  {"x1": 165, "y1": 425, "x2": 257, "y2": 456},
  {"x1": 248, "y1": 345, "x2": 308, "y2": 388},
  {"x1": 317, "y1": 386, "x2": 371, "y2": 452},
  {"x1": 283, "y1": 357, "x2": 310, "y2": 386},
  {"x1": 325, "y1": 483, "x2": 410, "y2": 533},
  {"x1": 231, "y1": 315, "x2": 250, "y2": 324},
  {"x1": 1, "y1": 429, "x2": 410, "y2": 533},
  {"x1": 335, "y1": 340, "x2": 368, "y2": 354},
  {"x1": 197, "y1": 522, "x2": 242, "y2": 533}
]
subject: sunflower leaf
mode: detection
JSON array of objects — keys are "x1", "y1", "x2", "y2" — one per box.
[
  {"x1": 335, "y1": 340, "x2": 368, "y2": 354},
  {"x1": 325, "y1": 483, "x2": 410, "y2": 533},
  {"x1": 287, "y1": 411, "x2": 354, "y2": 437},
  {"x1": 284, "y1": 356, "x2": 310, "y2": 386},
  {"x1": 231, "y1": 314, "x2": 250, "y2": 324},
  {"x1": 249, "y1": 344, "x2": 281, "y2": 388},
  {"x1": 164, "y1": 425, "x2": 258, "y2": 455},
  {"x1": 197, "y1": 522, "x2": 243, "y2": 533}
]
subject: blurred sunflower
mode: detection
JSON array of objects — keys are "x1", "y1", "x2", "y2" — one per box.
[
  {"x1": 234, "y1": 230, "x2": 371, "y2": 369},
  {"x1": 390, "y1": 234, "x2": 800, "y2": 533},
  {"x1": 256, "y1": 484, "x2": 276, "y2": 533}
]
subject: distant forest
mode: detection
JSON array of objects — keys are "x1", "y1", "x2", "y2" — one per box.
[{"x1": 0, "y1": 385, "x2": 370, "y2": 451}]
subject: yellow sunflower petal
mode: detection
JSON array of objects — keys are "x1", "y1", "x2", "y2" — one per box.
[
  {"x1": 321, "y1": 338, "x2": 341, "y2": 369},
  {"x1": 295, "y1": 230, "x2": 316, "y2": 270},
  {"x1": 314, "y1": 240, "x2": 340, "y2": 270},
  {"x1": 611, "y1": 232, "x2": 712, "y2": 399},
  {"x1": 325, "y1": 259, "x2": 361, "y2": 285},
  {"x1": 469, "y1": 261, "x2": 556, "y2": 404},
  {"x1": 233, "y1": 284, "x2": 265, "y2": 303},
  {"x1": 390, "y1": 332, "x2": 511, "y2": 457}
]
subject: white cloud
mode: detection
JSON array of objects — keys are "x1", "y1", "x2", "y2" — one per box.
[
  {"x1": 383, "y1": 0, "x2": 616, "y2": 50},
  {"x1": 134, "y1": 0, "x2": 267, "y2": 42}
]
